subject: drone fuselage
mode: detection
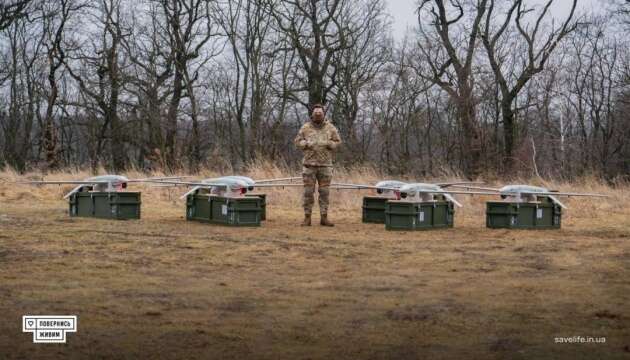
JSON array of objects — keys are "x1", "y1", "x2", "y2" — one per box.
[
  {"x1": 497, "y1": 185, "x2": 567, "y2": 208},
  {"x1": 68, "y1": 175, "x2": 129, "y2": 197},
  {"x1": 500, "y1": 185, "x2": 548, "y2": 203},
  {"x1": 398, "y1": 183, "x2": 443, "y2": 202},
  {"x1": 197, "y1": 176, "x2": 255, "y2": 198},
  {"x1": 374, "y1": 180, "x2": 406, "y2": 199},
  {"x1": 397, "y1": 183, "x2": 463, "y2": 207}
]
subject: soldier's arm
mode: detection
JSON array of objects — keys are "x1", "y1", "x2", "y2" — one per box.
[
  {"x1": 294, "y1": 126, "x2": 309, "y2": 150},
  {"x1": 327, "y1": 126, "x2": 342, "y2": 150}
]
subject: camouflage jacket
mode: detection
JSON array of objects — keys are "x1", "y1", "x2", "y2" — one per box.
[{"x1": 294, "y1": 119, "x2": 342, "y2": 167}]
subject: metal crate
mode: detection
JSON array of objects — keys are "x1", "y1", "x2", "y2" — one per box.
[
  {"x1": 245, "y1": 193, "x2": 266, "y2": 220},
  {"x1": 186, "y1": 193, "x2": 262, "y2": 227},
  {"x1": 362, "y1": 196, "x2": 389, "y2": 223},
  {"x1": 68, "y1": 192, "x2": 141, "y2": 220},
  {"x1": 486, "y1": 197, "x2": 562, "y2": 229},
  {"x1": 385, "y1": 200, "x2": 454, "y2": 231}
]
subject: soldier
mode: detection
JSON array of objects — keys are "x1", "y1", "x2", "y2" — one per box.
[{"x1": 294, "y1": 104, "x2": 342, "y2": 226}]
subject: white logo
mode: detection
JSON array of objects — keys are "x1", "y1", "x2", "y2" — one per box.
[{"x1": 23, "y1": 315, "x2": 77, "y2": 343}]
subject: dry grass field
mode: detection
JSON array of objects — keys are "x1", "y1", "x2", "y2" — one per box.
[{"x1": 1, "y1": 167, "x2": 629, "y2": 359}]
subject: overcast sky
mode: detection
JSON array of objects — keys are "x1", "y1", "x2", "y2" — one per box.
[{"x1": 384, "y1": 0, "x2": 603, "y2": 39}]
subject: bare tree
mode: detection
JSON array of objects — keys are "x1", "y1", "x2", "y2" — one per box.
[
  {"x1": 121, "y1": 2, "x2": 173, "y2": 170},
  {"x1": 2, "y1": 0, "x2": 630, "y2": 180},
  {"x1": 266, "y1": 0, "x2": 364, "y2": 108},
  {"x1": 62, "y1": 0, "x2": 130, "y2": 171},
  {"x1": 215, "y1": 0, "x2": 274, "y2": 163},
  {"x1": 613, "y1": 0, "x2": 630, "y2": 22},
  {"x1": 0, "y1": 14, "x2": 44, "y2": 170},
  {"x1": 414, "y1": 0, "x2": 488, "y2": 179},
  {"x1": 0, "y1": 0, "x2": 31, "y2": 31},
  {"x1": 40, "y1": 0, "x2": 81, "y2": 170},
  {"x1": 480, "y1": 0, "x2": 578, "y2": 172},
  {"x1": 160, "y1": 0, "x2": 220, "y2": 171},
  {"x1": 329, "y1": 0, "x2": 390, "y2": 164}
]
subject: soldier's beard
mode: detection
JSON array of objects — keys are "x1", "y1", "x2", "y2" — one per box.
[{"x1": 312, "y1": 114, "x2": 324, "y2": 123}]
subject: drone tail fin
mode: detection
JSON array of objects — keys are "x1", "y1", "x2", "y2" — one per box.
[
  {"x1": 63, "y1": 185, "x2": 86, "y2": 199},
  {"x1": 547, "y1": 195, "x2": 568, "y2": 209},
  {"x1": 180, "y1": 186, "x2": 202, "y2": 199},
  {"x1": 443, "y1": 193, "x2": 463, "y2": 208}
]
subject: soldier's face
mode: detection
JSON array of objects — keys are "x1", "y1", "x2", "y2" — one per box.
[{"x1": 312, "y1": 108, "x2": 324, "y2": 123}]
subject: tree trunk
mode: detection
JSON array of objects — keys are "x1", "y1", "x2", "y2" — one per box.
[
  {"x1": 456, "y1": 89, "x2": 481, "y2": 179},
  {"x1": 165, "y1": 64, "x2": 183, "y2": 171},
  {"x1": 502, "y1": 101, "x2": 515, "y2": 173},
  {"x1": 43, "y1": 61, "x2": 59, "y2": 171}
]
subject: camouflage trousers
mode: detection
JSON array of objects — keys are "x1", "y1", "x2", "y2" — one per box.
[{"x1": 302, "y1": 165, "x2": 333, "y2": 215}]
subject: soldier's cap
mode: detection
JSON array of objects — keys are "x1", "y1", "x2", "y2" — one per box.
[{"x1": 311, "y1": 103, "x2": 325, "y2": 111}]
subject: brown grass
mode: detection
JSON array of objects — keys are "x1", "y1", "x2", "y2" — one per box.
[{"x1": 1, "y1": 166, "x2": 629, "y2": 359}]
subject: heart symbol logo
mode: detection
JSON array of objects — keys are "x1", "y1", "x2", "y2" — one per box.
[{"x1": 27, "y1": 320, "x2": 34, "y2": 326}]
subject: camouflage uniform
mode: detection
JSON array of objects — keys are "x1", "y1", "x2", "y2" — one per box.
[{"x1": 294, "y1": 119, "x2": 342, "y2": 215}]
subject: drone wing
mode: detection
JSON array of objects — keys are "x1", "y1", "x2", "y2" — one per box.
[
  {"x1": 127, "y1": 176, "x2": 192, "y2": 183},
  {"x1": 20, "y1": 180, "x2": 112, "y2": 199},
  {"x1": 447, "y1": 185, "x2": 502, "y2": 192},
  {"x1": 517, "y1": 191, "x2": 610, "y2": 198},
  {"x1": 495, "y1": 190, "x2": 607, "y2": 210},
  {"x1": 436, "y1": 181, "x2": 486, "y2": 188},
  {"x1": 20, "y1": 180, "x2": 110, "y2": 185},
  {"x1": 415, "y1": 189, "x2": 499, "y2": 207},
  {"x1": 142, "y1": 179, "x2": 232, "y2": 200},
  {"x1": 142, "y1": 179, "x2": 217, "y2": 187},
  {"x1": 254, "y1": 177, "x2": 301, "y2": 184},
  {"x1": 331, "y1": 182, "x2": 486, "y2": 191},
  {"x1": 251, "y1": 183, "x2": 304, "y2": 187},
  {"x1": 425, "y1": 190, "x2": 502, "y2": 196},
  {"x1": 329, "y1": 183, "x2": 400, "y2": 191}
]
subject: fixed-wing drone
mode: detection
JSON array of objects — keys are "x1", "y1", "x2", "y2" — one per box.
[
  {"x1": 21, "y1": 174, "x2": 186, "y2": 198},
  {"x1": 447, "y1": 184, "x2": 609, "y2": 209},
  {"x1": 332, "y1": 180, "x2": 407, "y2": 198},
  {"x1": 147, "y1": 176, "x2": 303, "y2": 198},
  {"x1": 332, "y1": 180, "x2": 494, "y2": 206}
]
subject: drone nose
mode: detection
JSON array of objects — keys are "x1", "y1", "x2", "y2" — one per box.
[
  {"x1": 376, "y1": 188, "x2": 383, "y2": 194},
  {"x1": 122, "y1": 182, "x2": 128, "y2": 189},
  {"x1": 400, "y1": 192, "x2": 408, "y2": 199},
  {"x1": 248, "y1": 186, "x2": 254, "y2": 191}
]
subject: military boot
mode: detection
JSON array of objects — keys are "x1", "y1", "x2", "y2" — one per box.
[
  {"x1": 320, "y1": 213, "x2": 334, "y2": 227},
  {"x1": 301, "y1": 213, "x2": 312, "y2": 226}
]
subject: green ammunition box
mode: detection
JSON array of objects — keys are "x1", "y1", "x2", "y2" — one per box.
[
  {"x1": 385, "y1": 200, "x2": 454, "y2": 231},
  {"x1": 68, "y1": 192, "x2": 141, "y2": 220},
  {"x1": 362, "y1": 196, "x2": 389, "y2": 223},
  {"x1": 486, "y1": 197, "x2": 562, "y2": 229},
  {"x1": 186, "y1": 193, "x2": 262, "y2": 227},
  {"x1": 245, "y1": 193, "x2": 266, "y2": 220}
]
